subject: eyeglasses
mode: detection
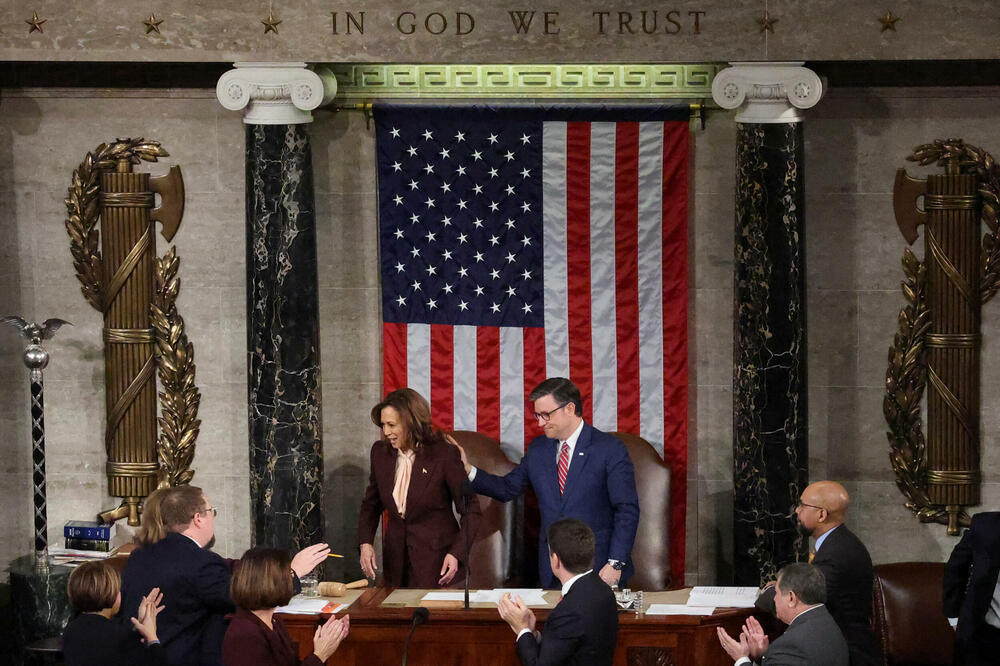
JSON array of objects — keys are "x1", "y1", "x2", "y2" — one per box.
[
  {"x1": 199, "y1": 506, "x2": 218, "y2": 517},
  {"x1": 796, "y1": 501, "x2": 825, "y2": 512},
  {"x1": 532, "y1": 403, "x2": 568, "y2": 422}
]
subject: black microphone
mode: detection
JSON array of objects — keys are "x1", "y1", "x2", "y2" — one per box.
[{"x1": 402, "y1": 607, "x2": 429, "y2": 666}]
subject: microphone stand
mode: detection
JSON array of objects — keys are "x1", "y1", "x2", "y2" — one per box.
[
  {"x1": 402, "y1": 607, "x2": 429, "y2": 666},
  {"x1": 463, "y1": 481, "x2": 473, "y2": 609}
]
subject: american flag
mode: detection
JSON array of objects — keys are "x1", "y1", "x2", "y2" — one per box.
[{"x1": 375, "y1": 105, "x2": 689, "y2": 581}]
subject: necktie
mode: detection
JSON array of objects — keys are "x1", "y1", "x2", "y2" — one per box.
[
  {"x1": 808, "y1": 549, "x2": 816, "y2": 564},
  {"x1": 557, "y1": 442, "x2": 569, "y2": 495}
]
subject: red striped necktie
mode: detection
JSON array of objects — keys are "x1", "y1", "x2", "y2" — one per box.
[{"x1": 557, "y1": 442, "x2": 569, "y2": 494}]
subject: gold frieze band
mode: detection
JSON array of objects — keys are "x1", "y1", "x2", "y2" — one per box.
[
  {"x1": 923, "y1": 194, "x2": 978, "y2": 210},
  {"x1": 927, "y1": 470, "x2": 980, "y2": 484}
]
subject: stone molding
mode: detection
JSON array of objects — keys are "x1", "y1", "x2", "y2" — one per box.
[
  {"x1": 216, "y1": 62, "x2": 337, "y2": 125},
  {"x1": 711, "y1": 62, "x2": 823, "y2": 124}
]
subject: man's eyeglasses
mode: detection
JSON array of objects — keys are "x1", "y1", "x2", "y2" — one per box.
[
  {"x1": 199, "y1": 506, "x2": 218, "y2": 517},
  {"x1": 796, "y1": 501, "x2": 825, "y2": 512},
  {"x1": 532, "y1": 403, "x2": 568, "y2": 423}
]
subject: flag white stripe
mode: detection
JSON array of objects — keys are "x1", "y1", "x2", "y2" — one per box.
[
  {"x1": 637, "y1": 122, "x2": 666, "y2": 454},
  {"x1": 406, "y1": 324, "x2": 431, "y2": 403},
  {"x1": 499, "y1": 327, "x2": 526, "y2": 460},
  {"x1": 542, "y1": 121, "x2": 569, "y2": 379},
  {"x1": 589, "y1": 123, "x2": 618, "y2": 432},
  {"x1": 453, "y1": 325, "x2": 478, "y2": 430}
]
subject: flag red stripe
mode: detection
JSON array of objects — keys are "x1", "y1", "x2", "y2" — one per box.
[
  {"x1": 565, "y1": 122, "x2": 594, "y2": 423},
  {"x1": 430, "y1": 324, "x2": 454, "y2": 431},
  {"x1": 476, "y1": 327, "x2": 501, "y2": 440},
  {"x1": 522, "y1": 327, "x2": 547, "y2": 450},
  {"x1": 661, "y1": 121, "x2": 690, "y2": 585},
  {"x1": 614, "y1": 123, "x2": 641, "y2": 434},
  {"x1": 382, "y1": 322, "x2": 408, "y2": 394}
]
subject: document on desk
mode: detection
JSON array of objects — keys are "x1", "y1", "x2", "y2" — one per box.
[
  {"x1": 646, "y1": 604, "x2": 716, "y2": 616},
  {"x1": 275, "y1": 597, "x2": 348, "y2": 614},
  {"x1": 421, "y1": 592, "x2": 465, "y2": 602},
  {"x1": 686, "y1": 586, "x2": 759, "y2": 608},
  {"x1": 472, "y1": 589, "x2": 550, "y2": 606}
]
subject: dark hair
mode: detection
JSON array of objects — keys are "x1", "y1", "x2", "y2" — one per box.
[
  {"x1": 230, "y1": 547, "x2": 296, "y2": 610},
  {"x1": 529, "y1": 378, "x2": 583, "y2": 417},
  {"x1": 547, "y1": 518, "x2": 595, "y2": 574},
  {"x1": 776, "y1": 563, "x2": 827, "y2": 605},
  {"x1": 136, "y1": 487, "x2": 168, "y2": 546},
  {"x1": 159, "y1": 485, "x2": 207, "y2": 532},
  {"x1": 67, "y1": 560, "x2": 120, "y2": 613},
  {"x1": 370, "y1": 388, "x2": 438, "y2": 449}
]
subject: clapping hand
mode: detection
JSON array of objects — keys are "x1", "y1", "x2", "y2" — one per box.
[
  {"x1": 497, "y1": 594, "x2": 536, "y2": 635},
  {"x1": 313, "y1": 613, "x2": 350, "y2": 662},
  {"x1": 716, "y1": 625, "x2": 750, "y2": 661},
  {"x1": 742, "y1": 615, "x2": 769, "y2": 659},
  {"x1": 445, "y1": 434, "x2": 471, "y2": 475},
  {"x1": 130, "y1": 587, "x2": 165, "y2": 644}
]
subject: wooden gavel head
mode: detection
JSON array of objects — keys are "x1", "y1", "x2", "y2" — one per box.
[{"x1": 317, "y1": 579, "x2": 368, "y2": 597}]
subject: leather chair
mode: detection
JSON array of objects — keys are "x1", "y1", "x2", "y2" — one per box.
[
  {"x1": 871, "y1": 562, "x2": 954, "y2": 665},
  {"x1": 449, "y1": 430, "x2": 520, "y2": 588},
  {"x1": 612, "y1": 432, "x2": 672, "y2": 591}
]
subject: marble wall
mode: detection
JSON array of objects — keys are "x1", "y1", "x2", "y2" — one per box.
[{"x1": 2, "y1": 83, "x2": 999, "y2": 585}]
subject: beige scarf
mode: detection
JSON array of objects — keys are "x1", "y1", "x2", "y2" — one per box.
[{"x1": 392, "y1": 449, "x2": 417, "y2": 517}]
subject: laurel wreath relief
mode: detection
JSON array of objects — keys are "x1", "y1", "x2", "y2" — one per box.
[
  {"x1": 884, "y1": 139, "x2": 1000, "y2": 528},
  {"x1": 65, "y1": 138, "x2": 199, "y2": 490}
]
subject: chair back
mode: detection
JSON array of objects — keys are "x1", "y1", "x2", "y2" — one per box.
[
  {"x1": 449, "y1": 430, "x2": 520, "y2": 587},
  {"x1": 871, "y1": 562, "x2": 954, "y2": 665},
  {"x1": 611, "y1": 432, "x2": 671, "y2": 591}
]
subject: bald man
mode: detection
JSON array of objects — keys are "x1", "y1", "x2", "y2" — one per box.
[{"x1": 758, "y1": 481, "x2": 880, "y2": 666}]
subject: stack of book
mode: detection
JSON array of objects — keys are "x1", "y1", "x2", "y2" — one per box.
[{"x1": 64, "y1": 520, "x2": 115, "y2": 552}]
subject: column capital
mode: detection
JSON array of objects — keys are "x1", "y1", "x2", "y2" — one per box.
[
  {"x1": 711, "y1": 62, "x2": 823, "y2": 124},
  {"x1": 216, "y1": 62, "x2": 337, "y2": 125}
]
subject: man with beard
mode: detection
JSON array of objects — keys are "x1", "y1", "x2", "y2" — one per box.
[
  {"x1": 757, "y1": 481, "x2": 880, "y2": 666},
  {"x1": 120, "y1": 485, "x2": 329, "y2": 666}
]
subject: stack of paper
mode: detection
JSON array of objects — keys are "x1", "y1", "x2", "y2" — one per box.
[
  {"x1": 646, "y1": 604, "x2": 716, "y2": 616},
  {"x1": 686, "y1": 586, "x2": 759, "y2": 608},
  {"x1": 419, "y1": 589, "x2": 550, "y2": 606},
  {"x1": 275, "y1": 597, "x2": 347, "y2": 614}
]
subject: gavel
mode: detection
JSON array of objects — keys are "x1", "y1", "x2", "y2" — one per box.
[{"x1": 318, "y1": 579, "x2": 369, "y2": 597}]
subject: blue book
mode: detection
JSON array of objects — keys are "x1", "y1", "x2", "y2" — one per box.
[{"x1": 64, "y1": 520, "x2": 112, "y2": 540}]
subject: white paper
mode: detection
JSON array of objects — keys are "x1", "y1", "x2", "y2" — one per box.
[
  {"x1": 686, "y1": 586, "x2": 759, "y2": 608},
  {"x1": 275, "y1": 596, "x2": 338, "y2": 614},
  {"x1": 646, "y1": 604, "x2": 716, "y2": 616},
  {"x1": 472, "y1": 588, "x2": 550, "y2": 606},
  {"x1": 421, "y1": 592, "x2": 466, "y2": 602}
]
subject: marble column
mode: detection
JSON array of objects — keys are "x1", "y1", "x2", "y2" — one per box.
[
  {"x1": 712, "y1": 63, "x2": 824, "y2": 585},
  {"x1": 216, "y1": 63, "x2": 337, "y2": 554}
]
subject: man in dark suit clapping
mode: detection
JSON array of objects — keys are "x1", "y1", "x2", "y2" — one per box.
[
  {"x1": 497, "y1": 518, "x2": 618, "y2": 666},
  {"x1": 943, "y1": 511, "x2": 1000, "y2": 665},
  {"x1": 718, "y1": 563, "x2": 848, "y2": 666},
  {"x1": 120, "y1": 485, "x2": 329, "y2": 666}
]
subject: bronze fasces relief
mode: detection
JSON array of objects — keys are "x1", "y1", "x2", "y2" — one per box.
[
  {"x1": 64, "y1": 138, "x2": 200, "y2": 526},
  {"x1": 887, "y1": 139, "x2": 1000, "y2": 535}
]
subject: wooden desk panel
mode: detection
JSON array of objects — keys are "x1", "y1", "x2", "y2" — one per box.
[{"x1": 280, "y1": 588, "x2": 754, "y2": 666}]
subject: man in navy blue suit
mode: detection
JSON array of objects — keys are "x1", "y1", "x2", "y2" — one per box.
[
  {"x1": 498, "y1": 518, "x2": 618, "y2": 665},
  {"x1": 944, "y1": 511, "x2": 1000, "y2": 666},
  {"x1": 120, "y1": 485, "x2": 328, "y2": 666},
  {"x1": 457, "y1": 377, "x2": 639, "y2": 588}
]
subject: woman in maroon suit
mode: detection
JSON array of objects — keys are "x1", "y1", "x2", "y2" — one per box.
[
  {"x1": 358, "y1": 388, "x2": 481, "y2": 587},
  {"x1": 222, "y1": 548, "x2": 349, "y2": 666}
]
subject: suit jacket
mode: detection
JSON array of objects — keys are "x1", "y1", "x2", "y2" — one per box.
[
  {"x1": 357, "y1": 437, "x2": 481, "y2": 587},
  {"x1": 472, "y1": 423, "x2": 639, "y2": 587},
  {"x1": 120, "y1": 532, "x2": 234, "y2": 666},
  {"x1": 222, "y1": 608, "x2": 323, "y2": 666},
  {"x1": 944, "y1": 511, "x2": 1000, "y2": 648},
  {"x1": 63, "y1": 613, "x2": 166, "y2": 666},
  {"x1": 515, "y1": 571, "x2": 618, "y2": 666},
  {"x1": 811, "y1": 525, "x2": 880, "y2": 666},
  {"x1": 759, "y1": 605, "x2": 849, "y2": 666}
]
